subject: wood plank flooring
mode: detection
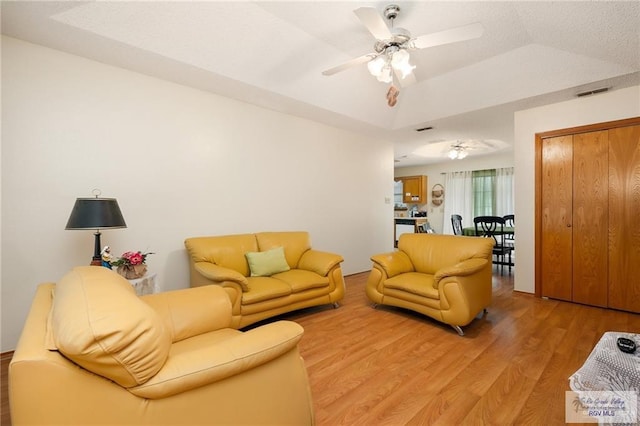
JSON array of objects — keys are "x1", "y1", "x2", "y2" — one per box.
[
  {"x1": 1, "y1": 352, "x2": 10, "y2": 426},
  {"x1": 285, "y1": 271, "x2": 640, "y2": 425},
  {"x1": 2, "y1": 270, "x2": 639, "y2": 425}
]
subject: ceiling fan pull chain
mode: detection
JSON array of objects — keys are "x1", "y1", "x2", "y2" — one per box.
[{"x1": 386, "y1": 85, "x2": 399, "y2": 107}]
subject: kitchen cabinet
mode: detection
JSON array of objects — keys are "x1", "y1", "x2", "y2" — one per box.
[
  {"x1": 537, "y1": 118, "x2": 640, "y2": 313},
  {"x1": 396, "y1": 175, "x2": 428, "y2": 204}
]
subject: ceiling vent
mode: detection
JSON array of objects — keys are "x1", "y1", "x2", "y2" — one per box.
[
  {"x1": 415, "y1": 126, "x2": 433, "y2": 132},
  {"x1": 576, "y1": 87, "x2": 609, "y2": 97}
]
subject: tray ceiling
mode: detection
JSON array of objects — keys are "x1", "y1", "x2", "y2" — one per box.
[{"x1": 2, "y1": 1, "x2": 639, "y2": 165}]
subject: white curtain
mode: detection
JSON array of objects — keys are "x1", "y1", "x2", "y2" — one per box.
[
  {"x1": 495, "y1": 167, "x2": 515, "y2": 216},
  {"x1": 442, "y1": 171, "x2": 474, "y2": 234}
]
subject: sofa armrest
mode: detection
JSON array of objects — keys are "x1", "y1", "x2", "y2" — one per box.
[
  {"x1": 128, "y1": 321, "x2": 304, "y2": 399},
  {"x1": 298, "y1": 249, "x2": 344, "y2": 276},
  {"x1": 370, "y1": 251, "x2": 414, "y2": 278},
  {"x1": 194, "y1": 262, "x2": 249, "y2": 291},
  {"x1": 433, "y1": 258, "x2": 489, "y2": 286},
  {"x1": 141, "y1": 286, "x2": 232, "y2": 343}
]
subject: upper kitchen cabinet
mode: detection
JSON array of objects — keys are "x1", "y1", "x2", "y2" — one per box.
[{"x1": 399, "y1": 175, "x2": 428, "y2": 204}]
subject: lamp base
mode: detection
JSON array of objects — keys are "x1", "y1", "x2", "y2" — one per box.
[{"x1": 92, "y1": 231, "x2": 103, "y2": 266}]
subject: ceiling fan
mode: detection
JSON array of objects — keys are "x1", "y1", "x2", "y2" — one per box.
[
  {"x1": 447, "y1": 140, "x2": 500, "y2": 159},
  {"x1": 447, "y1": 142, "x2": 469, "y2": 160},
  {"x1": 322, "y1": 4, "x2": 484, "y2": 88}
]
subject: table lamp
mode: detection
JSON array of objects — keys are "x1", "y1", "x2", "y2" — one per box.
[{"x1": 65, "y1": 190, "x2": 127, "y2": 265}]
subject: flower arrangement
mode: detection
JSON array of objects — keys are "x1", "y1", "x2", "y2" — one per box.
[
  {"x1": 110, "y1": 251, "x2": 153, "y2": 267},
  {"x1": 111, "y1": 251, "x2": 154, "y2": 279}
]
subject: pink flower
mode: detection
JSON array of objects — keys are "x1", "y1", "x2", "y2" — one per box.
[
  {"x1": 127, "y1": 252, "x2": 144, "y2": 265},
  {"x1": 121, "y1": 251, "x2": 136, "y2": 260}
]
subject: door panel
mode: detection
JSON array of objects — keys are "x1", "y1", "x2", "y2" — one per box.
[
  {"x1": 608, "y1": 125, "x2": 640, "y2": 313},
  {"x1": 572, "y1": 131, "x2": 608, "y2": 307},
  {"x1": 541, "y1": 136, "x2": 573, "y2": 301}
]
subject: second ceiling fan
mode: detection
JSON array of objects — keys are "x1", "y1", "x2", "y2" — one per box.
[{"x1": 322, "y1": 4, "x2": 484, "y2": 88}]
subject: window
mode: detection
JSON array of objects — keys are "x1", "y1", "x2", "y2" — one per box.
[
  {"x1": 472, "y1": 169, "x2": 496, "y2": 216},
  {"x1": 443, "y1": 167, "x2": 514, "y2": 235}
]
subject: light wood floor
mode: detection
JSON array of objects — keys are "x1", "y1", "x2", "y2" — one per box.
[
  {"x1": 286, "y1": 271, "x2": 640, "y2": 425},
  {"x1": 2, "y1": 270, "x2": 638, "y2": 425}
]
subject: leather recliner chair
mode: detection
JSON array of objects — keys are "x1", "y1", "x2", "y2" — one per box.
[
  {"x1": 366, "y1": 233, "x2": 495, "y2": 336},
  {"x1": 9, "y1": 266, "x2": 315, "y2": 425}
]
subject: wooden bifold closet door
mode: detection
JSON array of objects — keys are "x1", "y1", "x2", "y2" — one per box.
[
  {"x1": 537, "y1": 119, "x2": 640, "y2": 313},
  {"x1": 540, "y1": 135, "x2": 574, "y2": 302},
  {"x1": 608, "y1": 124, "x2": 640, "y2": 312}
]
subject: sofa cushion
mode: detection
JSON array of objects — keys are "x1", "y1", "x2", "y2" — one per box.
[
  {"x1": 384, "y1": 272, "x2": 440, "y2": 300},
  {"x1": 272, "y1": 269, "x2": 329, "y2": 293},
  {"x1": 185, "y1": 234, "x2": 258, "y2": 277},
  {"x1": 245, "y1": 247, "x2": 290, "y2": 277},
  {"x1": 398, "y1": 234, "x2": 494, "y2": 274},
  {"x1": 51, "y1": 266, "x2": 171, "y2": 388},
  {"x1": 242, "y1": 277, "x2": 292, "y2": 305}
]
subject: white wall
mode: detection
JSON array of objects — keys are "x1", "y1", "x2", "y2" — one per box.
[
  {"x1": 1, "y1": 36, "x2": 395, "y2": 351},
  {"x1": 514, "y1": 85, "x2": 640, "y2": 294},
  {"x1": 395, "y1": 152, "x2": 514, "y2": 233}
]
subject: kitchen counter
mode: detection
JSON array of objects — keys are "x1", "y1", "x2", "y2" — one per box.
[
  {"x1": 393, "y1": 216, "x2": 427, "y2": 220},
  {"x1": 394, "y1": 217, "x2": 428, "y2": 247}
]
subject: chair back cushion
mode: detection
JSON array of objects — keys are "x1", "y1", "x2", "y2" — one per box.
[
  {"x1": 185, "y1": 234, "x2": 258, "y2": 276},
  {"x1": 255, "y1": 232, "x2": 311, "y2": 269},
  {"x1": 398, "y1": 233, "x2": 494, "y2": 274},
  {"x1": 50, "y1": 266, "x2": 171, "y2": 387}
]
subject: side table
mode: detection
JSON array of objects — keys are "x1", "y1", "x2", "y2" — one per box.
[{"x1": 127, "y1": 272, "x2": 158, "y2": 296}]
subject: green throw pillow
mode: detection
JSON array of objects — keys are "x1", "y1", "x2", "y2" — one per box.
[{"x1": 245, "y1": 246, "x2": 290, "y2": 277}]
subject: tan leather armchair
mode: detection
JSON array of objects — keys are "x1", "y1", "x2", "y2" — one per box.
[
  {"x1": 10, "y1": 267, "x2": 315, "y2": 425},
  {"x1": 366, "y1": 233, "x2": 495, "y2": 336}
]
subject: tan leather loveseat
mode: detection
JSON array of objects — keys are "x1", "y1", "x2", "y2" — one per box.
[
  {"x1": 185, "y1": 231, "x2": 345, "y2": 329},
  {"x1": 10, "y1": 266, "x2": 315, "y2": 425},
  {"x1": 366, "y1": 233, "x2": 494, "y2": 336}
]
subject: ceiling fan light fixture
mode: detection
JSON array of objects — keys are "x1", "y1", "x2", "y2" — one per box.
[
  {"x1": 398, "y1": 61, "x2": 416, "y2": 79},
  {"x1": 377, "y1": 65, "x2": 393, "y2": 83},
  {"x1": 390, "y1": 49, "x2": 415, "y2": 79},
  {"x1": 367, "y1": 55, "x2": 387, "y2": 76},
  {"x1": 448, "y1": 144, "x2": 468, "y2": 160},
  {"x1": 390, "y1": 48, "x2": 408, "y2": 65},
  {"x1": 368, "y1": 48, "x2": 415, "y2": 82}
]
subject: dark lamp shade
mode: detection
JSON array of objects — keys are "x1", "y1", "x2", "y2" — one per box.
[{"x1": 65, "y1": 198, "x2": 127, "y2": 230}]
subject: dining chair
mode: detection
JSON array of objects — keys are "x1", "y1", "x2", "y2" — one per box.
[
  {"x1": 503, "y1": 214, "x2": 515, "y2": 248},
  {"x1": 451, "y1": 214, "x2": 463, "y2": 235},
  {"x1": 473, "y1": 215, "x2": 513, "y2": 275},
  {"x1": 503, "y1": 214, "x2": 515, "y2": 268}
]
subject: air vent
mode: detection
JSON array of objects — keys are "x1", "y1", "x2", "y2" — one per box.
[
  {"x1": 415, "y1": 126, "x2": 433, "y2": 132},
  {"x1": 576, "y1": 87, "x2": 609, "y2": 97}
]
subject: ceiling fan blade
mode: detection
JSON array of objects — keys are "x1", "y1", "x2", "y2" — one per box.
[
  {"x1": 322, "y1": 54, "x2": 374, "y2": 76},
  {"x1": 395, "y1": 69, "x2": 417, "y2": 88},
  {"x1": 412, "y1": 23, "x2": 484, "y2": 50},
  {"x1": 354, "y1": 7, "x2": 392, "y2": 40}
]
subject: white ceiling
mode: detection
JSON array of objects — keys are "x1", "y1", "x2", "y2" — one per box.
[{"x1": 2, "y1": 1, "x2": 639, "y2": 166}]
